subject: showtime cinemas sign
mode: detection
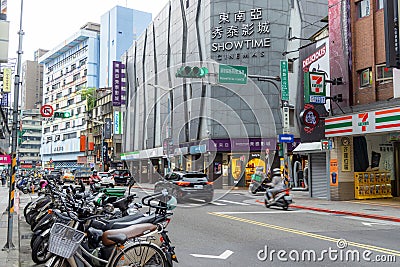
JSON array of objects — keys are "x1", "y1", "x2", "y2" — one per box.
[{"x1": 302, "y1": 44, "x2": 326, "y2": 71}]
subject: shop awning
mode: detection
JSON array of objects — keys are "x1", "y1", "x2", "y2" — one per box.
[{"x1": 292, "y1": 142, "x2": 322, "y2": 154}]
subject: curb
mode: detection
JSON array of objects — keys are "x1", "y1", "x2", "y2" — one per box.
[
  {"x1": 254, "y1": 199, "x2": 400, "y2": 223},
  {"x1": 290, "y1": 204, "x2": 400, "y2": 223}
]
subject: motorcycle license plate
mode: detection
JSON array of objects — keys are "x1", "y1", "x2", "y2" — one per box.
[
  {"x1": 284, "y1": 195, "x2": 292, "y2": 201},
  {"x1": 194, "y1": 185, "x2": 203, "y2": 189}
]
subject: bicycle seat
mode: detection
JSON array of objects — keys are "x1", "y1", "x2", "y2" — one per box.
[{"x1": 102, "y1": 223, "x2": 157, "y2": 246}]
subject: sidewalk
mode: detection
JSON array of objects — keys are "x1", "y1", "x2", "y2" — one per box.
[
  {"x1": 134, "y1": 183, "x2": 400, "y2": 223},
  {"x1": 0, "y1": 186, "x2": 20, "y2": 267}
]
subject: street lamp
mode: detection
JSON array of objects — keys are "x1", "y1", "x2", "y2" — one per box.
[{"x1": 147, "y1": 83, "x2": 173, "y2": 172}]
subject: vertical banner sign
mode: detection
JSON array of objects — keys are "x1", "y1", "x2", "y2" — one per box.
[
  {"x1": 1, "y1": 92, "x2": 8, "y2": 106},
  {"x1": 80, "y1": 135, "x2": 86, "y2": 152},
  {"x1": 88, "y1": 133, "x2": 94, "y2": 151},
  {"x1": 2, "y1": 67, "x2": 11, "y2": 93},
  {"x1": 280, "y1": 60, "x2": 289, "y2": 101},
  {"x1": 112, "y1": 61, "x2": 122, "y2": 106},
  {"x1": 330, "y1": 159, "x2": 339, "y2": 186},
  {"x1": 102, "y1": 141, "x2": 108, "y2": 164},
  {"x1": 341, "y1": 145, "x2": 351, "y2": 171},
  {"x1": 114, "y1": 111, "x2": 122, "y2": 134},
  {"x1": 104, "y1": 118, "x2": 112, "y2": 139},
  {"x1": 1, "y1": 0, "x2": 6, "y2": 14}
]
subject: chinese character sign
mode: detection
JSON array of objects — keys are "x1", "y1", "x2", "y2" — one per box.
[
  {"x1": 211, "y1": 8, "x2": 271, "y2": 61},
  {"x1": 112, "y1": 61, "x2": 126, "y2": 107},
  {"x1": 341, "y1": 145, "x2": 351, "y2": 172}
]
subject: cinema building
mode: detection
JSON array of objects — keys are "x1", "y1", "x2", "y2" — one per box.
[{"x1": 121, "y1": 0, "x2": 327, "y2": 187}]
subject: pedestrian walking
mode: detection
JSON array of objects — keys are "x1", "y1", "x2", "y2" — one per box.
[{"x1": 1, "y1": 170, "x2": 6, "y2": 186}]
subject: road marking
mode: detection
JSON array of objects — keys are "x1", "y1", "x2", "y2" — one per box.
[
  {"x1": 216, "y1": 210, "x2": 305, "y2": 214},
  {"x1": 218, "y1": 199, "x2": 250, "y2": 206},
  {"x1": 191, "y1": 250, "x2": 234, "y2": 260},
  {"x1": 361, "y1": 222, "x2": 387, "y2": 226},
  {"x1": 210, "y1": 201, "x2": 227, "y2": 206},
  {"x1": 208, "y1": 212, "x2": 400, "y2": 257}
]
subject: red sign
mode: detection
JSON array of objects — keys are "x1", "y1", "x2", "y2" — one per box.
[
  {"x1": 301, "y1": 108, "x2": 320, "y2": 128},
  {"x1": 0, "y1": 155, "x2": 11, "y2": 164},
  {"x1": 40, "y1": 105, "x2": 54, "y2": 117}
]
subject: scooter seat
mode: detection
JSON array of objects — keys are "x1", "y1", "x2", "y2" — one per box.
[{"x1": 102, "y1": 223, "x2": 157, "y2": 246}]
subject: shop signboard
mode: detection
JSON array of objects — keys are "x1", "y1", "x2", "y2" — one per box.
[
  {"x1": 304, "y1": 72, "x2": 326, "y2": 104},
  {"x1": 325, "y1": 107, "x2": 400, "y2": 137},
  {"x1": 330, "y1": 159, "x2": 339, "y2": 186},
  {"x1": 104, "y1": 118, "x2": 112, "y2": 139},
  {"x1": 112, "y1": 61, "x2": 126, "y2": 106},
  {"x1": 341, "y1": 145, "x2": 351, "y2": 171},
  {"x1": 208, "y1": 138, "x2": 276, "y2": 152},
  {"x1": 0, "y1": 154, "x2": 11, "y2": 164},
  {"x1": 190, "y1": 144, "x2": 207, "y2": 154},
  {"x1": 114, "y1": 111, "x2": 122, "y2": 135}
]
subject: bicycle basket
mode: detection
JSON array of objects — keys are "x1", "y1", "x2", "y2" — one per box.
[{"x1": 48, "y1": 223, "x2": 85, "y2": 258}]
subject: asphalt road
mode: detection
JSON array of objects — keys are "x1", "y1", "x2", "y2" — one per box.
[{"x1": 18, "y1": 187, "x2": 400, "y2": 267}]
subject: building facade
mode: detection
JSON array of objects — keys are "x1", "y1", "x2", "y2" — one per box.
[
  {"x1": 312, "y1": 0, "x2": 400, "y2": 200},
  {"x1": 21, "y1": 49, "x2": 48, "y2": 110},
  {"x1": 18, "y1": 109, "x2": 41, "y2": 171},
  {"x1": 99, "y1": 6, "x2": 151, "y2": 88},
  {"x1": 40, "y1": 23, "x2": 100, "y2": 169},
  {"x1": 122, "y1": 0, "x2": 327, "y2": 186}
]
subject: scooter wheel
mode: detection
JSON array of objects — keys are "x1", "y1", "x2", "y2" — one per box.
[
  {"x1": 264, "y1": 200, "x2": 271, "y2": 208},
  {"x1": 283, "y1": 205, "x2": 288, "y2": 210}
]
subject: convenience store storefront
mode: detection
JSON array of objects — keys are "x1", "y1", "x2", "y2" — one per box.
[{"x1": 325, "y1": 107, "x2": 400, "y2": 200}]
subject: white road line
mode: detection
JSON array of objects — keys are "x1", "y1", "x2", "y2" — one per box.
[
  {"x1": 191, "y1": 250, "x2": 234, "y2": 259},
  {"x1": 215, "y1": 210, "x2": 306, "y2": 214},
  {"x1": 210, "y1": 201, "x2": 227, "y2": 206},
  {"x1": 218, "y1": 199, "x2": 250, "y2": 206}
]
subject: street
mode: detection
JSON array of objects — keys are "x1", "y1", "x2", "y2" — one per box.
[{"x1": 18, "y1": 187, "x2": 400, "y2": 266}]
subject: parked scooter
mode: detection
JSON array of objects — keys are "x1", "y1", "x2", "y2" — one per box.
[{"x1": 264, "y1": 168, "x2": 293, "y2": 210}]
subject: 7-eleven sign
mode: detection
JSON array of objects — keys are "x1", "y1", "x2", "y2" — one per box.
[{"x1": 304, "y1": 72, "x2": 326, "y2": 104}]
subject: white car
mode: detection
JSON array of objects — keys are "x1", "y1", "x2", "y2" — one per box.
[{"x1": 98, "y1": 172, "x2": 115, "y2": 187}]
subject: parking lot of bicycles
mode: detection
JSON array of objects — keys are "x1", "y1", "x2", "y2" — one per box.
[{"x1": 19, "y1": 174, "x2": 179, "y2": 267}]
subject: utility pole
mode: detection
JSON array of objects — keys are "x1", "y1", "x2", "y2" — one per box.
[{"x1": 3, "y1": 0, "x2": 24, "y2": 251}]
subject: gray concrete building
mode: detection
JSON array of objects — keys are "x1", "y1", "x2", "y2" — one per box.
[{"x1": 122, "y1": 0, "x2": 327, "y2": 186}]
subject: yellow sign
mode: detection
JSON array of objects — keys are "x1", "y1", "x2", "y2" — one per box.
[
  {"x1": 330, "y1": 159, "x2": 338, "y2": 186},
  {"x1": 2, "y1": 67, "x2": 11, "y2": 93},
  {"x1": 341, "y1": 145, "x2": 351, "y2": 171}
]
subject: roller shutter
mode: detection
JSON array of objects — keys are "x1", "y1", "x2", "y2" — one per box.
[{"x1": 310, "y1": 152, "x2": 327, "y2": 199}]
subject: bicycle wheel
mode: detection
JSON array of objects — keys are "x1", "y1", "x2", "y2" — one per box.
[{"x1": 112, "y1": 242, "x2": 168, "y2": 267}]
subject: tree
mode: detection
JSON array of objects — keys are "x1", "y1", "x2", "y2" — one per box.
[{"x1": 77, "y1": 87, "x2": 97, "y2": 111}]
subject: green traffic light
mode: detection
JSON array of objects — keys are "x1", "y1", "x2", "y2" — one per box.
[{"x1": 176, "y1": 66, "x2": 209, "y2": 78}]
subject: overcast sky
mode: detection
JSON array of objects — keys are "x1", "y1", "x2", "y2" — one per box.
[{"x1": 6, "y1": 0, "x2": 169, "y2": 62}]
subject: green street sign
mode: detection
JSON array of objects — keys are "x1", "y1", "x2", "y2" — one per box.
[
  {"x1": 218, "y1": 64, "x2": 247, "y2": 84},
  {"x1": 280, "y1": 60, "x2": 289, "y2": 101}
]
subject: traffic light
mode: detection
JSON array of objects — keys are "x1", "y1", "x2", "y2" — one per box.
[
  {"x1": 54, "y1": 111, "x2": 71, "y2": 118},
  {"x1": 175, "y1": 66, "x2": 209, "y2": 78}
]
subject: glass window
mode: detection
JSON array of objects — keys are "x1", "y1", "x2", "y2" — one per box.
[
  {"x1": 358, "y1": 0, "x2": 370, "y2": 18},
  {"x1": 376, "y1": 64, "x2": 393, "y2": 81},
  {"x1": 360, "y1": 68, "x2": 372, "y2": 87}
]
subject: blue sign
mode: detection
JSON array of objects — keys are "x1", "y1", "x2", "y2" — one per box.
[
  {"x1": 279, "y1": 134, "x2": 294, "y2": 143},
  {"x1": 190, "y1": 144, "x2": 207, "y2": 154}
]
